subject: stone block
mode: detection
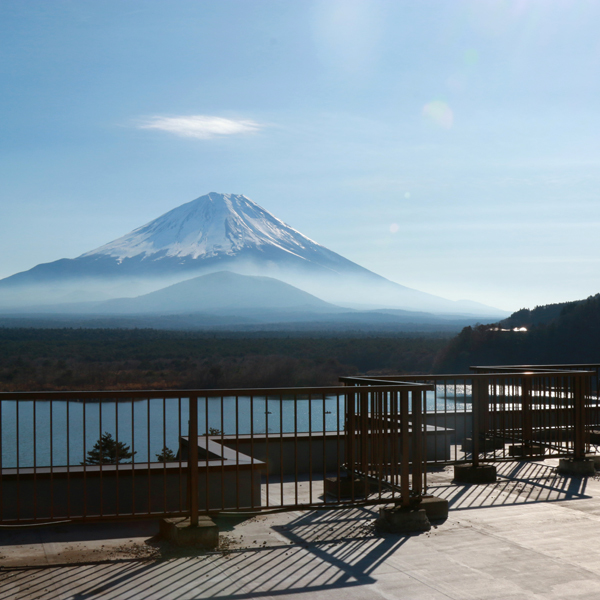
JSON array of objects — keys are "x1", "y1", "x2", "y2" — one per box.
[
  {"x1": 586, "y1": 453, "x2": 600, "y2": 469},
  {"x1": 557, "y1": 458, "x2": 596, "y2": 477},
  {"x1": 375, "y1": 506, "x2": 430, "y2": 533},
  {"x1": 418, "y1": 495, "x2": 449, "y2": 520},
  {"x1": 159, "y1": 516, "x2": 219, "y2": 548},
  {"x1": 453, "y1": 463, "x2": 497, "y2": 484}
]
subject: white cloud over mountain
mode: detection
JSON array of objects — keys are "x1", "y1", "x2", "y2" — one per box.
[{"x1": 139, "y1": 115, "x2": 262, "y2": 139}]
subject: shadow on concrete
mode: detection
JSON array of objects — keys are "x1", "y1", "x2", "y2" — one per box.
[
  {"x1": 0, "y1": 508, "x2": 413, "y2": 600},
  {"x1": 2, "y1": 462, "x2": 595, "y2": 598},
  {"x1": 429, "y1": 460, "x2": 590, "y2": 511}
]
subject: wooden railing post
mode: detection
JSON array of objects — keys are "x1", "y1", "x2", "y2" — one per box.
[
  {"x1": 411, "y1": 389, "x2": 423, "y2": 498},
  {"x1": 472, "y1": 378, "x2": 480, "y2": 468},
  {"x1": 574, "y1": 375, "x2": 586, "y2": 461},
  {"x1": 188, "y1": 395, "x2": 199, "y2": 526},
  {"x1": 345, "y1": 386, "x2": 356, "y2": 472},
  {"x1": 400, "y1": 389, "x2": 410, "y2": 507},
  {"x1": 522, "y1": 377, "x2": 532, "y2": 448}
]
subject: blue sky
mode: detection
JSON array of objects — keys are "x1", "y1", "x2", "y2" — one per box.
[{"x1": 1, "y1": 0, "x2": 600, "y2": 312}]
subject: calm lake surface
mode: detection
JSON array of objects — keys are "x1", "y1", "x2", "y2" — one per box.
[{"x1": 1, "y1": 386, "x2": 471, "y2": 468}]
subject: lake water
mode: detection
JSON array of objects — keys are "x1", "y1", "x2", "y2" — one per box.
[{"x1": 1, "y1": 385, "x2": 471, "y2": 468}]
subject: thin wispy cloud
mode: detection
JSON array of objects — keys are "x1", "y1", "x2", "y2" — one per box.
[{"x1": 139, "y1": 115, "x2": 263, "y2": 139}]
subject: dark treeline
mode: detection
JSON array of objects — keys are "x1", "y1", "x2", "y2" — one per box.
[
  {"x1": 434, "y1": 294, "x2": 600, "y2": 372},
  {"x1": 0, "y1": 328, "x2": 449, "y2": 391}
]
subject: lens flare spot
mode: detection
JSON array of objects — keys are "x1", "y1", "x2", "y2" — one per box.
[
  {"x1": 390, "y1": 223, "x2": 399, "y2": 234},
  {"x1": 404, "y1": 192, "x2": 411, "y2": 199},
  {"x1": 422, "y1": 100, "x2": 453, "y2": 129}
]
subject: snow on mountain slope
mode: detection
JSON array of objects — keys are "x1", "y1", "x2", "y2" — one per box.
[{"x1": 82, "y1": 192, "x2": 327, "y2": 263}]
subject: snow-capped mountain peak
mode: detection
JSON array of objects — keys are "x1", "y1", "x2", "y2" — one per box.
[{"x1": 81, "y1": 192, "x2": 319, "y2": 262}]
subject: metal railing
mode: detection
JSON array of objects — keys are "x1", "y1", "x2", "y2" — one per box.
[
  {"x1": 343, "y1": 367, "x2": 597, "y2": 467},
  {"x1": 1, "y1": 366, "x2": 596, "y2": 525},
  {"x1": 0, "y1": 382, "x2": 432, "y2": 525}
]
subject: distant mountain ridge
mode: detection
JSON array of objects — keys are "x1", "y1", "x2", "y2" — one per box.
[
  {"x1": 95, "y1": 271, "x2": 344, "y2": 314},
  {"x1": 0, "y1": 192, "x2": 506, "y2": 318}
]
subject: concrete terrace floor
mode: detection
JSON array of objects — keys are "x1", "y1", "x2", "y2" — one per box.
[{"x1": 2, "y1": 458, "x2": 600, "y2": 599}]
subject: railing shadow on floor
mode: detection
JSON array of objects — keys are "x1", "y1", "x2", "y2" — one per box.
[
  {"x1": 0, "y1": 507, "x2": 415, "y2": 600},
  {"x1": 1, "y1": 462, "x2": 596, "y2": 599},
  {"x1": 428, "y1": 460, "x2": 590, "y2": 511}
]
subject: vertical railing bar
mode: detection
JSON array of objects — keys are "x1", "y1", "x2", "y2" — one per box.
[
  {"x1": 472, "y1": 378, "x2": 479, "y2": 469},
  {"x1": 322, "y1": 392, "x2": 327, "y2": 504},
  {"x1": 66, "y1": 398, "x2": 71, "y2": 519},
  {"x1": 501, "y1": 376, "x2": 506, "y2": 459},
  {"x1": 377, "y1": 390, "x2": 383, "y2": 501},
  {"x1": 115, "y1": 397, "x2": 120, "y2": 517},
  {"x1": 0, "y1": 398, "x2": 3, "y2": 522},
  {"x1": 280, "y1": 394, "x2": 284, "y2": 508},
  {"x1": 161, "y1": 396, "x2": 168, "y2": 515},
  {"x1": 422, "y1": 386, "x2": 428, "y2": 495},
  {"x1": 545, "y1": 375, "x2": 549, "y2": 453},
  {"x1": 177, "y1": 396, "x2": 183, "y2": 512},
  {"x1": 294, "y1": 394, "x2": 298, "y2": 506},
  {"x1": 33, "y1": 398, "x2": 37, "y2": 521},
  {"x1": 162, "y1": 396, "x2": 167, "y2": 514},
  {"x1": 384, "y1": 389, "x2": 389, "y2": 496},
  {"x1": 411, "y1": 389, "x2": 423, "y2": 499},
  {"x1": 575, "y1": 374, "x2": 585, "y2": 460},
  {"x1": 432, "y1": 379, "x2": 437, "y2": 466},
  {"x1": 558, "y1": 376, "x2": 563, "y2": 453},
  {"x1": 391, "y1": 388, "x2": 398, "y2": 498},
  {"x1": 250, "y1": 394, "x2": 255, "y2": 509},
  {"x1": 16, "y1": 400, "x2": 20, "y2": 522},
  {"x1": 400, "y1": 389, "x2": 410, "y2": 507},
  {"x1": 50, "y1": 400, "x2": 54, "y2": 520},
  {"x1": 360, "y1": 391, "x2": 368, "y2": 500},
  {"x1": 188, "y1": 395, "x2": 199, "y2": 526},
  {"x1": 457, "y1": 378, "x2": 461, "y2": 463},
  {"x1": 442, "y1": 379, "x2": 449, "y2": 462},
  {"x1": 265, "y1": 394, "x2": 269, "y2": 508},
  {"x1": 568, "y1": 375, "x2": 571, "y2": 454},
  {"x1": 148, "y1": 397, "x2": 153, "y2": 514},
  {"x1": 178, "y1": 396, "x2": 183, "y2": 514},
  {"x1": 221, "y1": 395, "x2": 225, "y2": 511},
  {"x1": 130, "y1": 397, "x2": 135, "y2": 517},
  {"x1": 204, "y1": 395, "x2": 209, "y2": 515},
  {"x1": 99, "y1": 399, "x2": 103, "y2": 519},
  {"x1": 553, "y1": 376, "x2": 558, "y2": 456},
  {"x1": 235, "y1": 394, "x2": 240, "y2": 510},
  {"x1": 308, "y1": 392, "x2": 313, "y2": 505},
  {"x1": 82, "y1": 398, "x2": 87, "y2": 520},
  {"x1": 513, "y1": 377, "x2": 517, "y2": 451},
  {"x1": 336, "y1": 391, "x2": 341, "y2": 504}
]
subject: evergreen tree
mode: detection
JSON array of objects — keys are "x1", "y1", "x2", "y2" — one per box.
[
  {"x1": 83, "y1": 432, "x2": 136, "y2": 465},
  {"x1": 155, "y1": 446, "x2": 177, "y2": 462}
]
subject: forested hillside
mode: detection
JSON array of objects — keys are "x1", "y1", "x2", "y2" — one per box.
[
  {"x1": 0, "y1": 328, "x2": 448, "y2": 391},
  {"x1": 434, "y1": 294, "x2": 600, "y2": 372}
]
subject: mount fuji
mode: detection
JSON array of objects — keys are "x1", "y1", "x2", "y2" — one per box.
[{"x1": 0, "y1": 192, "x2": 505, "y2": 318}]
